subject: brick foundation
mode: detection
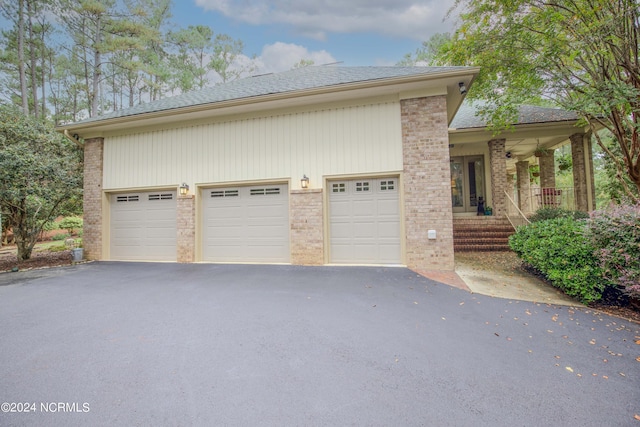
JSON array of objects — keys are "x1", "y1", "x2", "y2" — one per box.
[
  {"x1": 401, "y1": 96, "x2": 454, "y2": 271},
  {"x1": 82, "y1": 138, "x2": 104, "y2": 260},
  {"x1": 290, "y1": 189, "x2": 324, "y2": 265},
  {"x1": 177, "y1": 195, "x2": 195, "y2": 263}
]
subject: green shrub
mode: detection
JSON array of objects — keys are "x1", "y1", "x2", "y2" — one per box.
[
  {"x1": 529, "y1": 207, "x2": 590, "y2": 223},
  {"x1": 58, "y1": 216, "x2": 83, "y2": 235},
  {"x1": 587, "y1": 203, "x2": 640, "y2": 297},
  {"x1": 51, "y1": 233, "x2": 71, "y2": 241},
  {"x1": 509, "y1": 217, "x2": 609, "y2": 304}
]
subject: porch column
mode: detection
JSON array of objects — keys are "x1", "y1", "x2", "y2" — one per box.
[
  {"x1": 571, "y1": 133, "x2": 595, "y2": 212},
  {"x1": 516, "y1": 160, "x2": 532, "y2": 214},
  {"x1": 488, "y1": 138, "x2": 507, "y2": 217},
  {"x1": 538, "y1": 148, "x2": 556, "y2": 189}
]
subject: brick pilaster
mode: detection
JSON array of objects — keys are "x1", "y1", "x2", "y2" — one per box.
[
  {"x1": 401, "y1": 96, "x2": 454, "y2": 271},
  {"x1": 82, "y1": 137, "x2": 104, "y2": 260},
  {"x1": 177, "y1": 195, "x2": 195, "y2": 263},
  {"x1": 488, "y1": 139, "x2": 507, "y2": 217},
  {"x1": 290, "y1": 189, "x2": 324, "y2": 265}
]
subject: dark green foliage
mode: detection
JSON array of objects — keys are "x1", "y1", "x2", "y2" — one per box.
[
  {"x1": 0, "y1": 104, "x2": 83, "y2": 259},
  {"x1": 528, "y1": 207, "x2": 590, "y2": 223},
  {"x1": 509, "y1": 217, "x2": 609, "y2": 304}
]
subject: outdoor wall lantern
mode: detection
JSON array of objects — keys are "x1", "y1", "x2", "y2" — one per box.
[
  {"x1": 179, "y1": 182, "x2": 189, "y2": 196},
  {"x1": 458, "y1": 82, "x2": 467, "y2": 95},
  {"x1": 301, "y1": 175, "x2": 309, "y2": 189}
]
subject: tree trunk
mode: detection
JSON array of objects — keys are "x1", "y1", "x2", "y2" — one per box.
[
  {"x1": 91, "y1": 16, "x2": 101, "y2": 117},
  {"x1": 17, "y1": 0, "x2": 29, "y2": 115},
  {"x1": 27, "y1": 0, "x2": 39, "y2": 119}
]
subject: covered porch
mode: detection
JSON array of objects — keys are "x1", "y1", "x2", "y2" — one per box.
[{"x1": 448, "y1": 103, "x2": 595, "y2": 250}]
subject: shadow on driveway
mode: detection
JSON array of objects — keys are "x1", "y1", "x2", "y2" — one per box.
[{"x1": 1, "y1": 262, "x2": 638, "y2": 426}]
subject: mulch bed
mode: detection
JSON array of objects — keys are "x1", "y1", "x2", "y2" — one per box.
[{"x1": 0, "y1": 249, "x2": 74, "y2": 273}]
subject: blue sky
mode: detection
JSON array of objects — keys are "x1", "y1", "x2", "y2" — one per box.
[
  {"x1": 173, "y1": 0, "x2": 458, "y2": 73},
  {"x1": 0, "y1": 0, "x2": 458, "y2": 78}
]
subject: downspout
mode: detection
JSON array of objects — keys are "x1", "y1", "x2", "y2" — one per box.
[{"x1": 63, "y1": 129, "x2": 84, "y2": 149}]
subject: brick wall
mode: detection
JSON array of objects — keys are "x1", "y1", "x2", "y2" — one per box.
[
  {"x1": 82, "y1": 137, "x2": 104, "y2": 260},
  {"x1": 401, "y1": 96, "x2": 454, "y2": 271},
  {"x1": 488, "y1": 139, "x2": 507, "y2": 216},
  {"x1": 177, "y1": 195, "x2": 195, "y2": 263},
  {"x1": 290, "y1": 189, "x2": 324, "y2": 265}
]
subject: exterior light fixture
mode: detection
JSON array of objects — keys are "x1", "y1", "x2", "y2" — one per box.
[
  {"x1": 458, "y1": 82, "x2": 467, "y2": 95},
  {"x1": 179, "y1": 182, "x2": 189, "y2": 196},
  {"x1": 301, "y1": 175, "x2": 309, "y2": 189}
]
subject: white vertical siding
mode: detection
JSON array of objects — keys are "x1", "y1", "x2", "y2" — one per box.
[{"x1": 103, "y1": 101, "x2": 403, "y2": 190}]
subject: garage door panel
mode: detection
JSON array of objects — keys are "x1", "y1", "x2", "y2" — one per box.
[
  {"x1": 110, "y1": 192, "x2": 176, "y2": 261},
  {"x1": 202, "y1": 184, "x2": 289, "y2": 263},
  {"x1": 329, "y1": 178, "x2": 400, "y2": 265}
]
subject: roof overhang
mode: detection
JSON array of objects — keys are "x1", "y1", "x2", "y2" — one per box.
[{"x1": 56, "y1": 67, "x2": 480, "y2": 140}]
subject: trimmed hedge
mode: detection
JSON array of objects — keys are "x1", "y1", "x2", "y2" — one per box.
[
  {"x1": 528, "y1": 207, "x2": 590, "y2": 223},
  {"x1": 509, "y1": 217, "x2": 608, "y2": 304}
]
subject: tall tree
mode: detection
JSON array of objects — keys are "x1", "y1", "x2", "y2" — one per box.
[
  {"x1": 0, "y1": 104, "x2": 83, "y2": 260},
  {"x1": 210, "y1": 34, "x2": 255, "y2": 83},
  {"x1": 442, "y1": 0, "x2": 640, "y2": 200},
  {"x1": 397, "y1": 33, "x2": 451, "y2": 66}
]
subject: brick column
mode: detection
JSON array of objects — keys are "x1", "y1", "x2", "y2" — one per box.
[
  {"x1": 571, "y1": 133, "x2": 594, "y2": 212},
  {"x1": 177, "y1": 195, "x2": 195, "y2": 263},
  {"x1": 83, "y1": 137, "x2": 104, "y2": 260},
  {"x1": 516, "y1": 160, "x2": 532, "y2": 214},
  {"x1": 290, "y1": 189, "x2": 324, "y2": 265},
  {"x1": 401, "y1": 96, "x2": 454, "y2": 271},
  {"x1": 488, "y1": 139, "x2": 507, "y2": 217},
  {"x1": 538, "y1": 149, "x2": 556, "y2": 189}
]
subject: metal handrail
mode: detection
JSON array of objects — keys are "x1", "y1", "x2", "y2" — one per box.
[{"x1": 504, "y1": 190, "x2": 531, "y2": 229}]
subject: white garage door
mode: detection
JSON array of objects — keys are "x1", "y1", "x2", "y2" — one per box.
[
  {"x1": 110, "y1": 191, "x2": 177, "y2": 261},
  {"x1": 329, "y1": 178, "x2": 401, "y2": 264},
  {"x1": 202, "y1": 184, "x2": 290, "y2": 263}
]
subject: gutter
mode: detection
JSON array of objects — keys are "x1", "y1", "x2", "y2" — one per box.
[{"x1": 63, "y1": 129, "x2": 84, "y2": 148}]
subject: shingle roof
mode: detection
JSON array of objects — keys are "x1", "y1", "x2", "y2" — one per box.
[
  {"x1": 72, "y1": 65, "x2": 472, "y2": 125},
  {"x1": 451, "y1": 101, "x2": 579, "y2": 129}
]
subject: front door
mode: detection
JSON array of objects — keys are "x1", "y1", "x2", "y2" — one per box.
[{"x1": 450, "y1": 156, "x2": 486, "y2": 213}]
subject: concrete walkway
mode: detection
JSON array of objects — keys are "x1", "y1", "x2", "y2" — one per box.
[{"x1": 417, "y1": 253, "x2": 578, "y2": 307}]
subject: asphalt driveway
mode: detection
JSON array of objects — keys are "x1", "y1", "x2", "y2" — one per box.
[{"x1": 0, "y1": 262, "x2": 639, "y2": 426}]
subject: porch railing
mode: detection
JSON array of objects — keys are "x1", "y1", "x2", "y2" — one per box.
[
  {"x1": 504, "y1": 190, "x2": 531, "y2": 229},
  {"x1": 515, "y1": 186, "x2": 575, "y2": 213}
]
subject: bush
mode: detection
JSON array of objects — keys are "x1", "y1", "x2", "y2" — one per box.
[
  {"x1": 509, "y1": 217, "x2": 609, "y2": 304},
  {"x1": 51, "y1": 233, "x2": 71, "y2": 241},
  {"x1": 587, "y1": 203, "x2": 640, "y2": 297},
  {"x1": 529, "y1": 207, "x2": 590, "y2": 223},
  {"x1": 58, "y1": 217, "x2": 83, "y2": 235}
]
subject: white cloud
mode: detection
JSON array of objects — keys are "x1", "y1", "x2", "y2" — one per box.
[
  {"x1": 194, "y1": 0, "x2": 456, "y2": 40},
  {"x1": 250, "y1": 42, "x2": 337, "y2": 74}
]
